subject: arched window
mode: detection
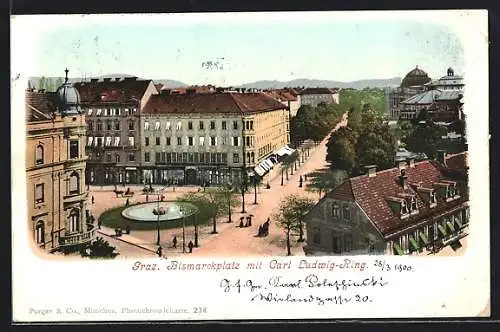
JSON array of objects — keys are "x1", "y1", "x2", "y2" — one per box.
[
  {"x1": 35, "y1": 221, "x2": 44, "y2": 244},
  {"x1": 35, "y1": 144, "x2": 44, "y2": 165},
  {"x1": 69, "y1": 171, "x2": 79, "y2": 195},
  {"x1": 250, "y1": 152, "x2": 255, "y2": 164},
  {"x1": 246, "y1": 152, "x2": 251, "y2": 164},
  {"x1": 69, "y1": 208, "x2": 80, "y2": 233}
]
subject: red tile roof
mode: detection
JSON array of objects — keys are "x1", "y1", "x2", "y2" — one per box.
[
  {"x1": 142, "y1": 92, "x2": 287, "y2": 115},
  {"x1": 25, "y1": 90, "x2": 56, "y2": 122},
  {"x1": 327, "y1": 160, "x2": 468, "y2": 237},
  {"x1": 74, "y1": 78, "x2": 153, "y2": 104},
  {"x1": 445, "y1": 152, "x2": 468, "y2": 174}
]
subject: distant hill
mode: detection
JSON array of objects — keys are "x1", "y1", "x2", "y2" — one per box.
[
  {"x1": 28, "y1": 74, "x2": 401, "y2": 91},
  {"x1": 28, "y1": 74, "x2": 189, "y2": 90},
  {"x1": 236, "y1": 77, "x2": 402, "y2": 90}
]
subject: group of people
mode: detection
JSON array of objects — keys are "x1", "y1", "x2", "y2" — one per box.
[
  {"x1": 239, "y1": 215, "x2": 253, "y2": 228},
  {"x1": 172, "y1": 236, "x2": 195, "y2": 253},
  {"x1": 257, "y1": 218, "x2": 271, "y2": 237}
]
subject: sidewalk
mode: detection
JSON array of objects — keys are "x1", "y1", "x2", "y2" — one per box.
[{"x1": 97, "y1": 226, "x2": 159, "y2": 254}]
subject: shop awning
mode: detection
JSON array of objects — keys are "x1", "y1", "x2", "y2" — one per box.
[
  {"x1": 447, "y1": 221, "x2": 456, "y2": 233},
  {"x1": 276, "y1": 147, "x2": 288, "y2": 157},
  {"x1": 254, "y1": 167, "x2": 266, "y2": 177},
  {"x1": 409, "y1": 237, "x2": 419, "y2": 251},
  {"x1": 419, "y1": 232, "x2": 429, "y2": 245},
  {"x1": 260, "y1": 162, "x2": 270, "y2": 171},
  {"x1": 393, "y1": 243, "x2": 404, "y2": 255},
  {"x1": 438, "y1": 225, "x2": 447, "y2": 237},
  {"x1": 264, "y1": 160, "x2": 274, "y2": 169},
  {"x1": 276, "y1": 146, "x2": 294, "y2": 156}
]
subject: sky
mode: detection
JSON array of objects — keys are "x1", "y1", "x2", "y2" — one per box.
[{"x1": 18, "y1": 12, "x2": 465, "y2": 86}]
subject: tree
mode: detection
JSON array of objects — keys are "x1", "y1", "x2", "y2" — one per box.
[
  {"x1": 203, "y1": 188, "x2": 229, "y2": 234},
  {"x1": 273, "y1": 195, "x2": 315, "y2": 255},
  {"x1": 327, "y1": 107, "x2": 397, "y2": 175},
  {"x1": 217, "y1": 184, "x2": 240, "y2": 223},
  {"x1": 306, "y1": 170, "x2": 347, "y2": 200},
  {"x1": 81, "y1": 237, "x2": 118, "y2": 259},
  {"x1": 356, "y1": 121, "x2": 397, "y2": 171},
  {"x1": 403, "y1": 121, "x2": 446, "y2": 159},
  {"x1": 38, "y1": 76, "x2": 47, "y2": 91},
  {"x1": 326, "y1": 126, "x2": 358, "y2": 173}
]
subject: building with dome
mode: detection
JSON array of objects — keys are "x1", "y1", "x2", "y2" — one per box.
[
  {"x1": 399, "y1": 67, "x2": 465, "y2": 121},
  {"x1": 25, "y1": 69, "x2": 95, "y2": 253},
  {"x1": 386, "y1": 66, "x2": 432, "y2": 119}
]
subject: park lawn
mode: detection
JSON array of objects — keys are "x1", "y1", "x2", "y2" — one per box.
[{"x1": 99, "y1": 202, "x2": 212, "y2": 231}]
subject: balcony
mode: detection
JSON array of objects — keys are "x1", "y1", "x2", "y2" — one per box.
[
  {"x1": 63, "y1": 191, "x2": 89, "y2": 203},
  {"x1": 59, "y1": 224, "x2": 96, "y2": 247}
]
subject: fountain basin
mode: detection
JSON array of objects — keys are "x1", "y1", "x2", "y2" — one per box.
[{"x1": 121, "y1": 202, "x2": 198, "y2": 222}]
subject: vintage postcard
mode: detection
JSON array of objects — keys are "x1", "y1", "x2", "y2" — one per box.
[{"x1": 11, "y1": 10, "x2": 489, "y2": 322}]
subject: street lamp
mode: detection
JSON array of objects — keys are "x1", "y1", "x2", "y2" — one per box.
[
  {"x1": 253, "y1": 176, "x2": 258, "y2": 205},
  {"x1": 153, "y1": 189, "x2": 166, "y2": 245},
  {"x1": 180, "y1": 205, "x2": 186, "y2": 253},
  {"x1": 193, "y1": 209, "x2": 199, "y2": 247}
]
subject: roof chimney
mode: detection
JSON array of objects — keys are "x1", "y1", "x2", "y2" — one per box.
[
  {"x1": 436, "y1": 149, "x2": 447, "y2": 166},
  {"x1": 398, "y1": 169, "x2": 408, "y2": 189},
  {"x1": 90, "y1": 78, "x2": 98, "y2": 83},
  {"x1": 408, "y1": 158, "x2": 415, "y2": 168},
  {"x1": 161, "y1": 89, "x2": 171, "y2": 96},
  {"x1": 365, "y1": 165, "x2": 377, "y2": 177},
  {"x1": 115, "y1": 78, "x2": 121, "y2": 82},
  {"x1": 103, "y1": 78, "x2": 111, "y2": 82}
]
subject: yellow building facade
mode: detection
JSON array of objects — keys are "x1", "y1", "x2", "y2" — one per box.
[{"x1": 26, "y1": 84, "x2": 94, "y2": 253}]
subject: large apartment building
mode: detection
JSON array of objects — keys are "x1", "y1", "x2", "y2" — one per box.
[
  {"x1": 140, "y1": 91, "x2": 290, "y2": 186},
  {"x1": 26, "y1": 73, "x2": 94, "y2": 252},
  {"x1": 74, "y1": 77, "x2": 158, "y2": 185}
]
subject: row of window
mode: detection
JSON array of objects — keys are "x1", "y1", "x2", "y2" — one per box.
[
  {"x1": 311, "y1": 229, "x2": 355, "y2": 254},
  {"x1": 331, "y1": 203, "x2": 352, "y2": 222},
  {"x1": 144, "y1": 151, "x2": 239, "y2": 164},
  {"x1": 34, "y1": 172, "x2": 81, "y2": 204},
  {"x1": 100, "y1": 153, "x2": 135, "y2": 162},
  {"x1": 87, "y1": 108, "x2": 137, "y2": 116},
  {"x1": 144, "y1": 136, "x2": 250, "y2": 147},
  {"x1": 144, "y1": 120, "x2": 247, "y2": 131},
  {"x1": 392, "y1": 210, "x2": 469, "y2": 255},
  {"x1": 35, "y1": 141, "x2": 79, "y2": 166}
]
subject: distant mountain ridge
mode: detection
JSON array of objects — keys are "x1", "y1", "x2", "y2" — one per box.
[
  {"x1": 236, "y1": 77, "x2": 402, "y2": 90},
  {"x1": 28, "y1": 74, "x2": 401, "y2": 91}
]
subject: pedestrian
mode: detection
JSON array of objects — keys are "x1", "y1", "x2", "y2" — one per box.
[
  {"x1": 97, "y1": 218, "x2": 101, "y2": 230},
  {"x1": 156, "y1": 246, "x2": 162, "y2": 257},
  {"x1": 299, "y1": 175, "x2": 303, "y2": 188},
  {"x1": 125, "y1": 198, "x2": 130, "y2": 206},
  {"x1": 146, "y1": 194, "x2": 149, "y2": 202},
  {"x1": 239, "y1": 217, "x2": 244, "y2": 228},
  {"x1": 91, "y1": 196, "x2": 95, "y2": 204},
  {"x1": 173, "y1": 236, "x2": 178, "y2": 248},
  {"x1": 125, "y1": 225, "x2": 130, "y2": 234},
  {"x1": 188, "y1": 241, "x2": 194, "y2": 253},
  {"x1": 257, "y1": 225, "x2": 263, "y2": 237}
]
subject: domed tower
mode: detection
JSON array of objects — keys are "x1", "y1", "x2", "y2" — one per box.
[
  {"x1": 55, "y1": 68, "x2": 81, "y2": 116},
  {"x1": 447, "y1": 67, "x2": 455, "y2": 76},
  {"x1": 400, "y1": 65, "x2": 432, "y2": 88}
]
